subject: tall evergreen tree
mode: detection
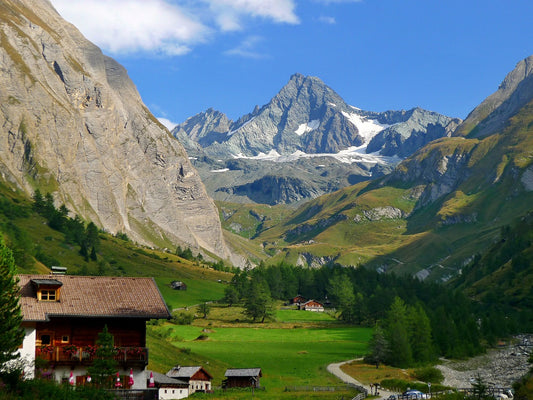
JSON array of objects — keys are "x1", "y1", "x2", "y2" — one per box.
[
  {"x1": 364, "y1": 324, "x2": 389, "y2": 368},
  {"x1": 87, "y1": 325, "x2": 117, "y2": 387},
  {"x1": 0, "y1": 237, "x2": 24, "y2": 374},
  {"x1": 408, "y1": 304, "x2": 435, "y2": 363},
  {"x1": 384, "y1": 297, "x2": 413, "y2": 367},
  {"x1": 244, "y1": 280, "x2": 274, "y2": 323}
]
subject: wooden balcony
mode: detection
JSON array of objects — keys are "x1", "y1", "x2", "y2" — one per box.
[{"x1": 36, "y1": 345, "x2": 148, "y2": 367}]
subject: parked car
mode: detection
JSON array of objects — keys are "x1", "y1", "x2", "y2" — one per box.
[{"x1": 402, "y1": 390, "x2": 429, "y2": 399}]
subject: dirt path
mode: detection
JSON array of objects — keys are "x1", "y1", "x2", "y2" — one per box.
[{"x1": 327, "y1": 359, "x2": 395, "y2": 400}]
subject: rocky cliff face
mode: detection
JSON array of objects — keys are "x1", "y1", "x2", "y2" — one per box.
[
  {"x1": 0, "y1": 0, "x2": 230, "y2": 259},
  {"x1": 173, "y1": 74, "x2": 460, "y2": 205}
]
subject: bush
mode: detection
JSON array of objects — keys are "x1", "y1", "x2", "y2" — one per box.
[
  {"x1": 412, "y1": 366, "x2": 444, "y2": 384},
  {"x1": 0, "y1": 378, "x2": 114, "y2": 400},
  {"x1": 172, "y1": 311, "x2": 194, "y2": 325}
]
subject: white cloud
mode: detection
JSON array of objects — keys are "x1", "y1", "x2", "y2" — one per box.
[
  {"x1": 224, "y1": 36, "x2": 268, "y2": 59},
  {"x1": 51, "y1": 0, "x2": 208, "y2": 56},
  {"x1": 206, "y1": 0, "x2": 299, "y2": 31},
  {"x1": 157, "y1": 117, "x2": 178, "y2": 131},
  {"x1": 319, "y1": 16, "x2": 336, "y2": 24},
  {"x1": 50, "y1": 0, "x2": 299, "y2": 56}
]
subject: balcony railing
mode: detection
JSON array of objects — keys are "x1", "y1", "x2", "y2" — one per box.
[{"x1": 36, "y1": 346, "x2": 148, "y2": 366}]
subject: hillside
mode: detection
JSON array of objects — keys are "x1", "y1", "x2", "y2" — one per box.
[
  {"x1": 251, "y1": 55, "x2": 533, "y2": 282},
  {"x1": 0, "y1": 0, "x2": 230, "y2": 261},
  {"x1": 0, "y1": 183, "x2": 232, "y2": 302}
]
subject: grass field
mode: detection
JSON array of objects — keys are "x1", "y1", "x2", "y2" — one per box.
[{"x1": 148, "y1": 304, "x2": 372, "y2": 399}]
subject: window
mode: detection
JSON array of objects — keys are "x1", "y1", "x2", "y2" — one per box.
[
  {"x1": 41, "y1": 334, "x2": 51, "y2": 345},
  {"x1": 40, "y1": 290, "x2": 57, "y2": 301},
  {"x1": 61, "y1": 336, "x2": 69, "y2": 343}
]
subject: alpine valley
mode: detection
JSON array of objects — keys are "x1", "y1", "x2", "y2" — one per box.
[{"x1": 1, "y1": 0, "x2": 533, "y2": 398}]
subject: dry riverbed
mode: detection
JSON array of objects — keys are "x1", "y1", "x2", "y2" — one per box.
[{"x1": 436, "y1": 335, "x2": 531, "y2": 388}]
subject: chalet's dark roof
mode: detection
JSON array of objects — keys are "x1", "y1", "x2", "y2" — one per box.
[
  {"x1": 31, "y1": 278, "x2": 63, "y2": 287},
  {"x1": 17, "y1": 275, "x2": 171, "y2": 322},
  {"x1": 166, "y1": 366, "x2": 213, "y2": 380},
  {"x1": 225, "y1": 368, "x2": 262, "y2": 378},
  {"x1": 146, "y1": 370, "x2": 188, "y2": 386}
]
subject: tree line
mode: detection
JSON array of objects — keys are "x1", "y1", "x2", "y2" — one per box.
[
  {"x1": 223, "y1": 262, "x2": 519, "y2": 365},
  {"x1": 32, "y1": 190, "x2": 100, "y2": 262}
]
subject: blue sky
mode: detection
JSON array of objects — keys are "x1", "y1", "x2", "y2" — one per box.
[{"x1": 50, "y1": 0, "x2": 533, "y2": 129}]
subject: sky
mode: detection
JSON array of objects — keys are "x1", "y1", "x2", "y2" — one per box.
[{"x1": 49, "y1": 0, "x2": 533, "y2": 130}]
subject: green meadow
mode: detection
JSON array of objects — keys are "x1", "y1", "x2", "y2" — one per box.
[{"x1": 149, "y1": 304, "x2": 372, "y2": 399}]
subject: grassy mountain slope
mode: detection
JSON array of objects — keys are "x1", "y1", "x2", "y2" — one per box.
[
  {"x1": 253, "y1": 98, "x2": 533, "y2": 280},
  {"x1": 0, "y1": 182, "x2": 231, "y2": 295}
]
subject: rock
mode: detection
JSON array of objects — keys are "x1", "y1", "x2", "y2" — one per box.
[{"x1": 0, "y1": 0, "x2": 230, "y2": 260}]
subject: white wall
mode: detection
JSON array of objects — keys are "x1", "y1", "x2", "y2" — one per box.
[
  {"x1": 159, "y1": 387, "x2": 189, "y2": 399},
  {"x1": 16, "y1": 325, "x2": 36, "y2": 378}
]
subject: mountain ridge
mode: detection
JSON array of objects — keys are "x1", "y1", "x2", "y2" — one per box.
[
  {"x1": 249, "y1": 54, "x2": 533, "y2": 277},
  {"x1": 173, "y1": 74, "x2": 460, "y2": 205}
]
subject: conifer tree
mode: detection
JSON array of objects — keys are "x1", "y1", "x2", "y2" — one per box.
[
  {"x1": 364, "y1": 324, "x2": 389, "y2": 368},
  {"x1": 0, "y1": 237, "x2": 24, "y2": 373},
  {"x1": 384, "y1": 297, "x2": 413, "y2": 367},
  {"x1": 87, "y1": 325, "x2": 117, "y2": 387}
]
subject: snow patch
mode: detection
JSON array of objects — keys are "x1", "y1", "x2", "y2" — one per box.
[
  {"x1": 295, "y1": 119, "x2": 320, "y2": 136},
  {"x1": 234, "y1": 144, "x2": 401, "y2": 166},
  {"x1": 210, "y1": 168, "x2": 229, "y2": 173},
  {"x1": 341, "y1": 111, "x2": 389, "y2": 143}
]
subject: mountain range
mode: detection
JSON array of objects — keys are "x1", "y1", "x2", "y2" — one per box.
[
  {"x1": 0, "y1": 0, "x2": 532, "y2": 288},
  {"x1": 173, "y1": 74, "x2": 461, "y2": 205},
  {"x1": 240, "y1": 54, "x2": 533, "y2": 279}
]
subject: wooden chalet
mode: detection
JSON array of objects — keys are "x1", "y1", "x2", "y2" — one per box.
[
  {"x1": 146, "y1": 370, "x2": 189, "y2": 399},
  {"x1": 166, "y1": 366, "x2": 212, "y2": 394},
  {"x1": 290, "y1": 295, "x2": 306, "y2": 305},
  {"x1": 17, "y1": 275, "x2": 171, "y2": 387},
  {"x1": 299, "y1": 299, "x2": 324, "y2": 312},
  {"x1": 223, "y1": 368, "x2": 262, "y2": 389}
]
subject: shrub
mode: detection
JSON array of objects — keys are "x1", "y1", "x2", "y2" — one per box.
[
  {"x1": 412, "y1": 366, "x2": 444, "y2": 384},
  {"x1": 172, "y1": 311, "x2": 194, "y2": 325}
]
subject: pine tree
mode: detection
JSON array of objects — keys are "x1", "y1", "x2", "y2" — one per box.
[
  {"x1": 87, "y1": 325, "x2": 117, "y2": 387},
  {"x1": 244, "y1": 280, "x2": 274, "y2": 323},
  {"x1": 0, "y1": 237, "x2": 24, "y2": 374},
  {"x1": 364, "y1": 324, "x2": 389, "y2": 368},
  {"x1": 408, "y1": 304, "x2": 435, "y2": 363},
  {"x1": 384, "y1": 297, "x2": 413, "y2": 367}
]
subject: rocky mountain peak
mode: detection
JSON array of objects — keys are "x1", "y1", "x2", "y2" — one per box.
[{"x1": 455, "y1": 54, "x2": 533, "y2": 138}]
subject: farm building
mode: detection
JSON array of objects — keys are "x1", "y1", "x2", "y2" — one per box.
[
  {"x1": 299, "y1": 299, "x2": 324, "y2": 312},
  {"x1": 16, "y1": 275, "x2": 171, "y2": 386},
  {"x1": 146, "y1": 370, "x2": 189, "y2": 399},
  {"x1": 223, "y1": 368, "x2": 262, "y2": 388},
  {"x1": 171, "y1": 281, "x2": 187, "y2": 290},
  {"x1": 290, "y1": 295, "x2": 306, "y2": 305},
  {"x1": 166, "y1": 366, "x2": 212, "y2": 394}
]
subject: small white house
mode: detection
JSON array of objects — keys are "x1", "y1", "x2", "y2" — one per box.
[
  {"x1": 147, "y1": 370, "x2": 189, "y2": 399},
  {"x1": 299, "y1": 299, "x2": 324, "y2": 312}
]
